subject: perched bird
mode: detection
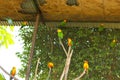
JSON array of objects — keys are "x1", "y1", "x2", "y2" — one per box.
[
  {"x1": 10, "y1": 67, "x2": 16, "y2": 80},
  {"x1": 68, "y1": 38, "x2": 73, "y2": 46},
  {"x1": 47, "y1": 62, "x2": 54, "y2": 80},
  {"x1": 83, "y1": 60, "x2": 89, "y2": 73},
  {"x1": 48, "y1": 62, "x2": 54, "y2": 69},
  {"x1": 98, "y1": 24, "x2": 104, "y2": 32},
  {"x1": 110, "y1": 39, "x2": 117, "y2": 48},
  {"x1": 57, "y1": 29, "x2": 64, "y2": 39},
  {"x1": 20, "y1": 21, "x2": 28, "y2": 29},
  {"x1": 59, "y1": 20, "x2": 67, "y2": 27},
  {"x1": 6, "y1": 18, "x2": 13, "y2": 25}
]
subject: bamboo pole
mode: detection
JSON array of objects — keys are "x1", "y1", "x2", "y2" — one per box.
[{"x1": 25, "y1": 14, "x2": 40, "y2": 80}]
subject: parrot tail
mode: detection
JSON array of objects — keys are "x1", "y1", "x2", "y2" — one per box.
[{"x1": 10, "y1": 76, "x2": 13, "y2": 80}]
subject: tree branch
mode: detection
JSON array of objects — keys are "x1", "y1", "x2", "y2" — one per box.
[
  {"x1": 59, "y1": 39, "x2": 68, "y2": 56},
  {"x1": 64, "y1": 49, "x2": 73, "y2": 80},
  {"x1": 0, "y1": 66, "x2": 19, "y2": 80},
  {"x1": 60, "y1": 66, "x2": 66, "y2": 80},
  {"x1": 68, "y1": 46, "x2": 71, "y2": 55},
  {"x1": 25, "y1": 14, "x2": 39, "y2": 80},
  {"x1": 33, "y1": 58, "x2": 40, "y2": 80},
  {"x1": 60, "y1": 46, "x2": 74, "y2": 80},
  {"x1": 74, "y1": 70, "x2": 86, "y2": 80},
  {"x1": 46, "y1": 68, "x2": 51, "y2": 80}
]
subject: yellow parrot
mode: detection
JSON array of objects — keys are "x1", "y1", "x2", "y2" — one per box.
[
  {"x1": 48, "y1": 62, "x2": 54, "y2": 69},
  {"x1": 10, "y1": 67, "x2": 16, "y2": 80},
  {"x1": 68, "y1": 38, "x2": 73, "y2": 46},
  {"x1": 83, "y1": 60, "x2": 89, "y2": 73},
  {"x1": 20, "y1": 21, "x2": 28, "y2": 29}
]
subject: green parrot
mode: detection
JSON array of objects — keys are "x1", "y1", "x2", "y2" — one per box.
[
  {"x1": 57, "y1": 29, "x2": 64, "y2": 39},
  {"x1": 98, "y1": 24, "x2": 104, "y2": 32},
  {"x1": 59, "y1": 20, "x2": 67, "y2": 27},
  {"x1": 110, "y1": 39, "x2": 116, "y2": 48},
  {"x1": 20, "y1": 21, "x2": 28, "y2": 29}
]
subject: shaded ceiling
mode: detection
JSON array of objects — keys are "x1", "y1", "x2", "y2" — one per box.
[{"x1": 0, "y1": 0, "x2": 120, "y2": 27}]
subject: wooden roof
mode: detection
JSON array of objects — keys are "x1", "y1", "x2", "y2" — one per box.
[{"x1": 0, "y1": 0, "x2": 120, "y2": 26}]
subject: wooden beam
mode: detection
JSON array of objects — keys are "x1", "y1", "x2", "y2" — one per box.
[
  {"x1": 0, "y1": 21, "x2": 120, "y2": 29},
  {"x1": 41, "y1": 22, "x2": 120, "y2": 29}
]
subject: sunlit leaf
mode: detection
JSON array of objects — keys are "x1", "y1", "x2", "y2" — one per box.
[
  {"x1": 0, "y1": 73, "x2": 5, "y2": 80},
  {"x1": 0, "y1": 26, "x2": 14, "y2": 48}
]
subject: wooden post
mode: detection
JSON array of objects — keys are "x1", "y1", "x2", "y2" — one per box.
[{"x1": 25, "y1": 14, "x2": 40, "y2": 80}]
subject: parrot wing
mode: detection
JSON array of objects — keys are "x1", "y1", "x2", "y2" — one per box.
[
  {"x1": 10, "y1": 70, "x2": 12, "y2": 75},
  {"x1": 58, "y1": 21, "x2": 66, "y2": 27},
  {"x1": 110, "y1": 42, "x2": 116, "y2": 47},
  {"x1": 10, "y1": 70, "x2": 13, "y2": 80},
  {"x1": 98, "y1": 25, "x2": 104, "y2": 32}
]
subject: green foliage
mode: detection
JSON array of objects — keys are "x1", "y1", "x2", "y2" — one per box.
[
  {"x1": 0, "y1": 26, "x2": 14, "y2": 48},
  {"x1": 17, "y1": 25, "x2": 120, "y2": 80},
  {"x1": 0, "y1": 73, "x2": 6, "y2": 80}
]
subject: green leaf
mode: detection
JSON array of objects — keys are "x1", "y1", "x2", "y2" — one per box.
[
  {"x1": 9, "y1": 26, "x2": 14, "y2": 31},
  {"x1": 0, "y1": 73, "x2": 6, "y2": 80},
  {"x1": 0, "y1": 26, "x2": 14, "y2": 48}
]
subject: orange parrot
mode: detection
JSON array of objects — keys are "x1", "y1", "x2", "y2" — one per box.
[
  {"x1": 47, "y1": 62, "x2": 54, "y2": 80},
  {"x1": 10, "y1": 67, "x2": 16, "y2": 80},
  {"x1": 20, "y1": 21, "x2": 28, "y2": 29},
  {"x1": 68, "y1": 38, "x2": 73, "y2": 46},
  {"x1": 83, "y1": 60, "x2": 89, "y2": 73},
  {"x1": 48, "y1": 62, "x2": 54, "y2": 69}
]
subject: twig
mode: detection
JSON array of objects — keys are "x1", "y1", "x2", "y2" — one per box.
[
  {"x1": 33, "y1": 58, "x2": 40, "y2": 80},
  {"x1": 59, "y1": 39, "x2": 68, "y2": 56},
  {"x1": 70, "y1": 49, "x2": 73, "y2": 57},
  {"x1": 60, "y1": 56, "x2": 69, "y2": 80},
  {"x1": 74, "y1": 70, "x2": 86, "y2": 80},
  {"x1": 68, "y1": 46, "x2": 71, "y2": 55},
  {"x1": 59, "y1": 41, "x2": 74, "y2": 80},
  {"x1": 59, "y1": 37, "x2": 74, "y2": 80},
  {"x1": 64, "y1": 49, "x2": 73, "y2": 80},
  {"x1": 60, "y1": 65, "x2": 66, "y2": 80},
  {"x1": 46, "y1": 68, "x2": 51, "y2": 80},
  {"x1": 0, "y1": 66, "x2": 19, "y2": 80}
]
